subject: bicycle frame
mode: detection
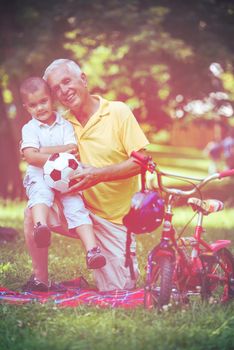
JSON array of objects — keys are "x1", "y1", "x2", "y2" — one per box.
[{"x1": 131, "y1": 151, "x2": 234, "y2": 306}]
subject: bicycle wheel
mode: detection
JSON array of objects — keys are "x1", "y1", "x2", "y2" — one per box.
[
  {"x1": 201, "y1": 248, "x2": 234, "y2": 302},
  {"x1": 144, "y1": 256, "x2": 174, "y2": 309}
]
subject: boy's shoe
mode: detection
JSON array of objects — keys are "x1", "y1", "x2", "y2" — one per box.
[
  {"x1": 22, "y1": 275, "x2": 67, "y2": 293},
  {"x1": 86, "y1": 246, "x2": 106, "y2": 269},
  {"x1": 34, "y1": 222, "x2": 51, "y2": 248}
]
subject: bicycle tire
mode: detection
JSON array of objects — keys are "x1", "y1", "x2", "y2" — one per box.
[
  {"x1": 201, "y1": 248, "x2": 234, "y2": 302},
  {"x1": 144, "y1": 256, "x2": 174, "y2": 309}
]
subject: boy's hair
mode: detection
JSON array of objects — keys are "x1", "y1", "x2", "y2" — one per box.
[{"x1": 20, "y1": 77, "x2": 51, "y2": 103}]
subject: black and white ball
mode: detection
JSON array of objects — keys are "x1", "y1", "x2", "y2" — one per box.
[{"x1": 43, "y1": 152, "x2": 81, "y2": 193}]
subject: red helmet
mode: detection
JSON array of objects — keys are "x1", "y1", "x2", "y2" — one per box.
[{"x1": 123, "y1": 190, "x2": 164, "y2": 234}]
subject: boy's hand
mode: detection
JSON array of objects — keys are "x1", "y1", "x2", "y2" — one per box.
[{"x1": 66, "y1": 147, "x2": 80, "y2": 160}]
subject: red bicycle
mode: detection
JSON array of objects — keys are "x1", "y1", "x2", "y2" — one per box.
[{"x1": 130, "y1": 152, "x2": 234, "y2": 309}]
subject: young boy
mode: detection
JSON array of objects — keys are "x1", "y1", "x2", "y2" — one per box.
[{"x1": 20, "y1": 77, "x2": 106, "y2": 291}]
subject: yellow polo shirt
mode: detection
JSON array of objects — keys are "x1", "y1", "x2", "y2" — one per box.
[{"x1": 65, "y1": 96, "x2": 149, "y2": 224}]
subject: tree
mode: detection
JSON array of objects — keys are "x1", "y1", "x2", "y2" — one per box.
[{"x1": 0, "y1": 0, "x2": 234, "y2": 198}]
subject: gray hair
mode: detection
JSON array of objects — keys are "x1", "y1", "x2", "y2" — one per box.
[{"x1": 43, "y1": 59, "x2": 82, "y2": 81}]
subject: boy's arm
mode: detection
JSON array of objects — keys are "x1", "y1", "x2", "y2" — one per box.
[
  {"x1": 23, "y1": 144, "x2": 78, "y2": 167},
  {"x1": 23, "y1": 147, "x2": 50, "y2": 167},
  {"x1": 39, "y1": 144, "x2": 78, "y2": 157},
  {"x1": 39, "y1": 120, "x2": 79, "y2": 156}
]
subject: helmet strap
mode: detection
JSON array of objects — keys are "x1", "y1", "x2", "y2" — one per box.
[
  {"x1": 125, "y1": 230, "x2": 135, "y2": 280},
  {"x1": 140, "y1": 168, "x2": 147, "y2": 192}
]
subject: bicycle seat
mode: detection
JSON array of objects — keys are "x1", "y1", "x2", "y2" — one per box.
[{"x1": 187, "y1": 198, "x2": 224, "y2": 215}]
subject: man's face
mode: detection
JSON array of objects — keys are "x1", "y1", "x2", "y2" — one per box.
[
  {"x1": 23, "y1": 87, "x2": 55, "y2": 125},
  {"x1": 46, "y1": 64, "x2": 88, "y2": 111}
]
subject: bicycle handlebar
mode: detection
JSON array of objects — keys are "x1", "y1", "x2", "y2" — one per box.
[
  {"x1": 131, "y1": 151, "x2": 156, "y2": 173},
  {"x1": 219, "y1": 169, "x2": 234, "y2": 179},
  {"x1": 131, "y1": 151, "x2": 234, "y2": 197}
]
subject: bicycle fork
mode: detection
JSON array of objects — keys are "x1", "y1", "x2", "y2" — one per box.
[{"x1": 146, "y1": 195, "x2": 176, "y2": 284}]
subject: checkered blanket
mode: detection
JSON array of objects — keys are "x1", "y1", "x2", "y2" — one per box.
[{"x1": 0, "y1": 277, "x2": 144, "y2": 308}]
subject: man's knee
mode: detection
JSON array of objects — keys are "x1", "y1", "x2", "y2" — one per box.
[{"x1": 93, "y1": 255, "x2": 139, "y2": 291}]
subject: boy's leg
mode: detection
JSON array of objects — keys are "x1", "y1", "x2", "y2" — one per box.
[
  {"x1": 75, "y1": 224, "x2": 106, "y2": 269},
  {"x1": 23, "y1": 208, "x2": 67, "y2": 293},
  {"x1": 24, "y1": 208, "x2": 49, "y2": 285},
  {"x1": 61, "y1": 194, "x2": 106, "y2": 269},
  {"x1": 26, "y1": 178, "x2": 54, "y2": 248},
  {"x1": 90, "y1": 213, "x2": 139, "y2": 291},
  {"x1": 74, "y1": 224, "x2": 97, "y2": 251},
  {"x1": 31, "y1": 203, "x2": 50, "y2": 226}
]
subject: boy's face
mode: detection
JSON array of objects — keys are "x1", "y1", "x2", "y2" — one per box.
[{"x1": 23, "y1": 86, "x2": 55, "y2": 125}]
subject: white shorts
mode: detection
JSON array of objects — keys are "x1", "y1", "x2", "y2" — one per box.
[
  {"x1": 24, "y1": 175, "x2": 92, "y2": 229},
  {"x1": 60, "y1": 193, "x2": 92, "y2": 228},
  {"x1": 24, "y1": 174, "x2": 54, "y2": 209}
]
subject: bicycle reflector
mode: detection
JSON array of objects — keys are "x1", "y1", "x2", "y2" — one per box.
[{"x1": 123, "y1": 190, "x2": 164, "y2": 234}]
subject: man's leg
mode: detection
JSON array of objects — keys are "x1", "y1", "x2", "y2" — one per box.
[
  {"x1": 24, "y1": 207, "x2": 49, "y2": 285},
  {"x1": 90, "y1": 213, "x2": 139, "y2": 291}
]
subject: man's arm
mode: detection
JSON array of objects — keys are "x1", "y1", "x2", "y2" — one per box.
[
  {"x1": 69, "y1": 150, "x2": 145, "y2": 192},
  {"x1": 23, "y1": 144, "x2": 78, "y2": 167}
]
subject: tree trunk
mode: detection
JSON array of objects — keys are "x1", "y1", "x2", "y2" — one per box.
[{"x1": 0, "y1": 86, "x2": 23, "y2": 199}]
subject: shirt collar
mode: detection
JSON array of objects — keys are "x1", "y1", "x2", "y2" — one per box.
[
  {"x1": 32, "y1": 112, "x2": 62, "y2": 127},
  {"x1": 95, "y1": 95, "x2": 110, "y2": 117},
  {"x1": 64, "y1": 95, "x2": 110, "y2": 125}
]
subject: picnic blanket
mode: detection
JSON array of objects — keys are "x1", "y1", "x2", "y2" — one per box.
[{"x1": 0, "y1": 277, "x2": 144, "y2": 308}]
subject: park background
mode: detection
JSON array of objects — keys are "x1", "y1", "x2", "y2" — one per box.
[
  {"x1": 1, "y1": 0, "x2": 234, "y2": 199},
  {"x1": 0, "y1": 1, "x2": 234, "y2": 350}
]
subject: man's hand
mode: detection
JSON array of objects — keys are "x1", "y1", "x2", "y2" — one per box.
[
  {"x1": 68, "y1": 153, "x2": 145, "y2": 193},
  {"x1": 69, "y1": 165, "x2": 101, "y2": 192}
]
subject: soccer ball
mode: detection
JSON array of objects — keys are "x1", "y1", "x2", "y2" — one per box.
[{"x1": 43, "y1": 152, "x2": 81, "y2": 193}]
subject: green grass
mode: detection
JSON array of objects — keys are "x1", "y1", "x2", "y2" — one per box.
[
  {"x1": 1, "y1": 302, "x2": 234, "y2": 350},
  {"x1": 0, "y1": 200, "x2": 234, "y2": 350},
  {"x1": 1, "y1": 145, "x2": 234, "y2": 350}
]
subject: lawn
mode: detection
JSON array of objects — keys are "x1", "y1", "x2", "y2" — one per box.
[{"x1": 0, "y1": 145, "x2": 234, "y2": 350}]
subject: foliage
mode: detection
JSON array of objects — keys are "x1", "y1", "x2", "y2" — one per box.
[{"x1": 0, "y1": 0, "x2": 234, "y2": 197}]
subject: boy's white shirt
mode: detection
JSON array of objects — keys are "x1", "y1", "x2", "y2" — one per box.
[{"x1": 21, "y1": 112, "x2": 77, "y2": 184}]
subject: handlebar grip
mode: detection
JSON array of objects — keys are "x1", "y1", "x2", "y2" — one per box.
[
  {"x1": 219, "y1": 169, "x2": 234, "y2": 179},
  {"x1": 131, "y1": 151, "x2": 156, "y2": 174},
  {"x1": 131, "y1": 151, "x2": 151, "y2": 164}
]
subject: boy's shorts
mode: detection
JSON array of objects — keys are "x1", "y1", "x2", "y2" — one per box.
[
  {"x1": 60, "y1": 193, "x2": 92, "y2": 228},
  {"x1": 24, "y1": 175, "x2": 92, "y2": 228},
  {"x1": 24, "y1": 175, "x2": 54, "y2": 209}
]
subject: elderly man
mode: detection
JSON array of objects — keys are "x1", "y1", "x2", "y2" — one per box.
[{"x1": 23, "y1": 59, "x2": 149, "y2": 292}]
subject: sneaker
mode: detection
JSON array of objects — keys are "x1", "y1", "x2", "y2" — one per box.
[
  {"x1": 34, "y1": 222, "x2": 51, "y2": 248},
  {"x1": 86, "y1": 246, "x2": 106, "y2": 269},
  {"x1": 48, "y1": 281, "x2": 67, "y2": 293},
  {"x1": 22, "y1": 275, "x2": 67, "y2": 293}
]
